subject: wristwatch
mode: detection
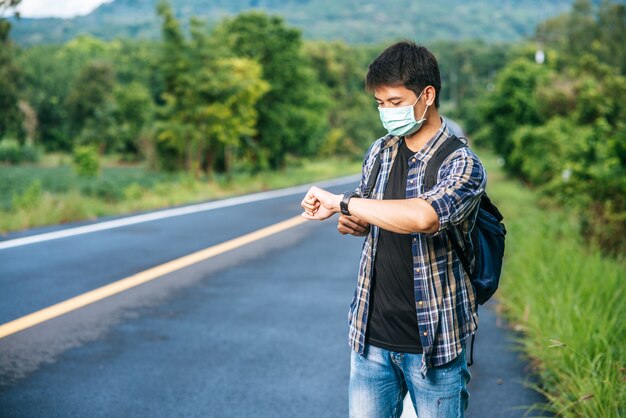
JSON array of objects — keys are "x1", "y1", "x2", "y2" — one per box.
[{"x1": 340, "y1": 191, "x2": 360, "y2": 216}]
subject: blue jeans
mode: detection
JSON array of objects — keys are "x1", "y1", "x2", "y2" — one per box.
[{"x1": 349, "y1": 343, "x2": 471, "y2": 418}]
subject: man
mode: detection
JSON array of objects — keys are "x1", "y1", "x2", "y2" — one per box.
[{"x1": 300, "y1": 41, "x2": 486, "y2": 417}]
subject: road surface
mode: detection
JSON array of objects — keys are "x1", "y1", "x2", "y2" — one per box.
[{"x1": 0, "y1": 177, "x2": 549, "y2": 417}]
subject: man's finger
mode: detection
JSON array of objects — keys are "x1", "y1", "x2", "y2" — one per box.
[
  {"x1": 339, "y1": 216, "x2": 367, "y2": 233},
  {"x1": 337, "y1": 224, "x2": 355, "y2": 235},
  {"x1": 346, "y1": 215, "x2": 369, "y2": 228}
]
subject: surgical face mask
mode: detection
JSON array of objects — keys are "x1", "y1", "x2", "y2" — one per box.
[{"x1": 378, "y1": 90, "x2": 429, "y2": 137}]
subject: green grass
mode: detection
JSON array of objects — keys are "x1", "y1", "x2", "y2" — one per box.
[
  {"x1": 0, "y1": 157, "x2": 361, "y2": 235},
  {"x1": 478, "y1": 149, "x2": 626, "y2": 418}
]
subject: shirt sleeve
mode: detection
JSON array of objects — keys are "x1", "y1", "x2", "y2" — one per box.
[{"x1": 420, "y1": 148, "x2": 486, "y2": 235}]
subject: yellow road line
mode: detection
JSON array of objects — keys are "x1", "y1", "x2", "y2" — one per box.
[{"x1": 0, "y1": 215, "x2": 308, "y2": 340}]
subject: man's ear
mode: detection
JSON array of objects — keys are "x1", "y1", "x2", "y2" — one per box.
[{"x1": 424, "y1": 85, "x2": 437, "y2": 107}]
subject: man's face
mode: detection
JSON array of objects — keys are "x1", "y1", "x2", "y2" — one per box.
[{"x1": 374, "y1": 85, "x2": 431, "y2": 121}]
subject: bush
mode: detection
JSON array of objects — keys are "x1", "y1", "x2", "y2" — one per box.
[
  {"x1": 122, "y1": 182, "x2": 144, "y2": 200},
  {"x1": 477, "y1": 53, "x2": 626, "y2": 254},
  {"x1": 79, "y1": 178, "x2": 123, "y2": 202},
  {"x1": 72, "y1": 145, "x2": 100, "y2": 178},
  {"x1": 0, "y1": 139, "x2": 41, "y2": 164},
  {"x1": 11, "y1": 179, "x2": 43, "y2": 210}
]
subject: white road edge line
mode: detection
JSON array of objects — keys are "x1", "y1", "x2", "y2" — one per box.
[{"x1": 0, "y1": 174, "x2": 360, "y2": 250}]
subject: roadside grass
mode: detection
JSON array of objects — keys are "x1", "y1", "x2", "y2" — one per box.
[
  {"x1": 479, "y1": 149, "x2": 626, "y2": 418},
  {"x1": 0, "y1": 157, "x2": 361, "y2": 235}
]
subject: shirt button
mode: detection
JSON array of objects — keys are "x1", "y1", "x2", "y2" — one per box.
[
  {"x1": 418, "y1": 300, "x2": 423, "y2": 306},
  {"x1": 412, "y1": 237, "x2": 416, "y2": 242},
  {"x1": 415, "y1": 268, "x2": 420, "y2": 273},
  {"x1": 409, "y1": 179, "x2": 414, "y2": 184},
  {"x1": 423, "y1": 331, "x2": 428, "y2": 336},
  {"x1": 411, "y1": 158, "x2": 416, "y2": 163}
]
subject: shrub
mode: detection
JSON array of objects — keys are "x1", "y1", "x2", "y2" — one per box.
[
  {"x1": 72, "y1": 145, "x2": 100, "y2": 178},
  {"x1": 79, "y1": 178, "x2": 122, "y2": 202},
  {"x1": 0, "y1": 139, "x2": 41, "y2": 164},
  {"x1": 11, "y1": 179, "x2": 43, "y2": 210}
]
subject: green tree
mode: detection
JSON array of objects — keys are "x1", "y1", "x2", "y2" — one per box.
[
  {"x1": 304, "y1": 40, "x2": 382, "y2": 157},
  {"x1": 112, "y1": 81, "x2": 155, "y2": 159},
  {"x1": 215, "y1": 12, "x2": 329, "y2": 169},
  {"x1": 475, "y1": 58, "x2": 549, "y2": 170},
  {"x1": 536, "y1": 0, "x2": 626, "y2": 75},
  {"x1": 64, "y1": 61, "x2": 117, "y2": 152},
  {"x1": 0, "y1": 0, "x2": 22, "y2": 140},
  {"x1": 155, "y1": 2, "x2": 269, "y2": 176}
]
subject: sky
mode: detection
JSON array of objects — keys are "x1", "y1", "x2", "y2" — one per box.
[{"x1": 15, "y1": 0, "x2": 112, "y2": 18}]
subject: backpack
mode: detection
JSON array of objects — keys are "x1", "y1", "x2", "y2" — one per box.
[{"x1": 424, "y1": 135, "x2": 506, "y2": 308}]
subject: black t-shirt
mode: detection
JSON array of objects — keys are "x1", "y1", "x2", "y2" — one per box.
[{"x1": 365, "y1": 139, "x2": 423, "y2": 354}]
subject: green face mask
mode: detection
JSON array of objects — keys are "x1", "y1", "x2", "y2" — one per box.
[{"x1": 378, "y1": 90, "x2": 429, "y2": 137}]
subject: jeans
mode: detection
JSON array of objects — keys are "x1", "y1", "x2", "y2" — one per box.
[{"x1": 349, "y1": 343, "x2": 471, "y2": 418}]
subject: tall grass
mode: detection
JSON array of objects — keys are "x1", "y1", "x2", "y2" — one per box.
[{"x1": 480, "y1": 150, "x2": 626, "y2": 418}]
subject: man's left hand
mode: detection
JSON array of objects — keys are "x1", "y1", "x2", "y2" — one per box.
[{"x1": 300, "y1": 186, "x2": 341, "y2": 220}]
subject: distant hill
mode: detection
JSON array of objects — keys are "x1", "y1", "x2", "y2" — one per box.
[{"x1": 10, "y1": 0, "x2": 584, "y2": 46}]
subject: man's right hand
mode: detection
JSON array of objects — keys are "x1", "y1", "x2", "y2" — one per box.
[{"x1": 337, "y1": 214, "x2": 370, "y2": 237}]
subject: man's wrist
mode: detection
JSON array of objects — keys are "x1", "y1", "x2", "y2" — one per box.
[{"x1": 340, "y1": 191, "x2": 359, "y2": 216}]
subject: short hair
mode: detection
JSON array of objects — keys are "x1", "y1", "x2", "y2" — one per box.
[{"x1": 365, "y1": 41, "x2": 441, "y2": 108}]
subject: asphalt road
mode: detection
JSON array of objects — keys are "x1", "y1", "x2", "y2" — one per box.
[{"x1": 0, "y1": 177, "x2": 549, "y2": 417}]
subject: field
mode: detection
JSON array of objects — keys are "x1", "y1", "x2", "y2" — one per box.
[{"x1": 0, "y1": 156, "x2": 362, "y2": 235}]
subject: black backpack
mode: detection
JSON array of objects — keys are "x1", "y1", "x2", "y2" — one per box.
[{"x1": 424, "y1": 135, "x2": 506, "y2": 306}]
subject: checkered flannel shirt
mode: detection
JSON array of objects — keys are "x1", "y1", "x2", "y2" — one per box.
[{"x1": 348, "y1": 119, "x2": 485, "y2": 378}]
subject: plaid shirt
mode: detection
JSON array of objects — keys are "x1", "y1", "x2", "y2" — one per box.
[{"x1": 348, "y1": 119, "x2": 485, "y2": 378}]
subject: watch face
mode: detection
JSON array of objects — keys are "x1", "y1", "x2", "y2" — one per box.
[{"x1": 341, "y1": 191, "x2": 356, "y2": 216}]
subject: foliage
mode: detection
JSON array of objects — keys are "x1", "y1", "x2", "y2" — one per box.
[
  {"x1": 473, "y1": 58, "x2": 549, "y2": 166},
  {"x1": 482, "y1": 149, "x2": 626, "y2": 418},
  {"x1": 475, "y1": 1, "x2": 626, "y2": 253},
  {"x1": 155, "y1": 2, "x2": 270, "y2": 175},
  {"x1": 72, "y1": 145, "x2": 100, "y2": 178},
  {"x1": 0, "y1": 138, "x2": 39, "y2": 164},
  {"x1": 537, "y1": 0, "x2": 626, "y2": 75},
  {"x1": 0, "y1": 0, "x2": 22, "y2": 140},
  {"x1": 305, "y1": 40, "x2": 383, "y2": 157},
  {"x1": 9, "y1": 0, "x2": 579, "y2": 46},
  {"x1": 428, "y1": 40, "x2": 517, "y2": 132},
  {"x1": 11, "y1": 178, "x2": 42, "y2": 210},
  {"x1": 0, "y1": 156, "x2": 361, "y2": 233},
  {"x1": 214, "y1": 11, "x2": 329, "y2": 169}
]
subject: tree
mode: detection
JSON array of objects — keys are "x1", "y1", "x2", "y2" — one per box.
[
  {"x1": 476, "y1": 58, "x2": 548, "y2": 169},
  {"x1": 0, "y1": 0, "x2": 22, "y2": 140},
  {"x1": 304, "y1": 40, "x2": 382, "y2": 157},
  {"x1": 65, "y1": 61, "x2": 117, "y2": 152},
  {"x1": 215, "y1": 12, "x2": 329, "y2": 169},
  {"x1": 155, "y1": 2, "x2": 269, "y2": 176}
]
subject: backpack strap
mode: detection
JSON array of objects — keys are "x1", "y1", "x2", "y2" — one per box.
[
  {"x1": 424, "y1": 135, "x2": 478, "y2": 367},
  {"x1": 423, "y1": 134, "x2": 474, "y2": 275},
  {"x1": 423, "y1": 135, "x2": 466, "y2": 190},
  {"x1": 362, "y1": 153, "x2": 382, "y2": 199}
]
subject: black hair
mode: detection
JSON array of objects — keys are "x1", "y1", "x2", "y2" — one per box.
[{"x1": 365, "y1": 41, "x2": 441, "y2": 108}]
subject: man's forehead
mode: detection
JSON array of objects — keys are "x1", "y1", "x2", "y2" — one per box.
[{"x1": 373, "y1": 85, "x2": 415, "y2": 100}]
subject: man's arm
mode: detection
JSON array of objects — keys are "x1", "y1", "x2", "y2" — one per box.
[
  {"x1": 301, "y1": 187, "x2": 438, "y2": 234},
  {"x1": 301, "y1": 149, "x2": 485, "y2": 235}
]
